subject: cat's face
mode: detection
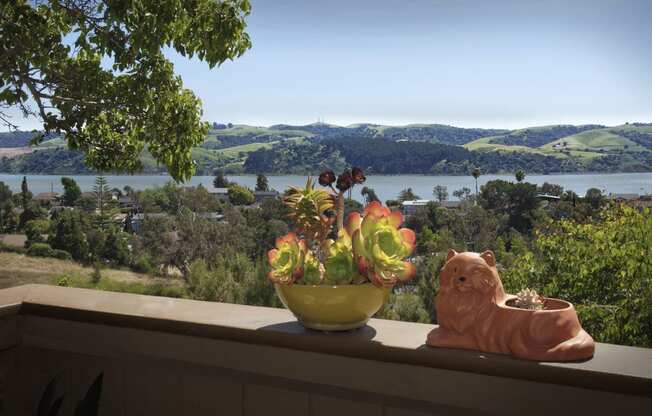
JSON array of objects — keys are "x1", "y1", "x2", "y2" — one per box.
[{"x1": 440, "y1": 250, "x2": 499, "y2": 295}]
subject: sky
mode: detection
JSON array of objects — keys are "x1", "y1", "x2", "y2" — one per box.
[{"x1": 5, "y1": 0, "x2": 652, "y2": 130}]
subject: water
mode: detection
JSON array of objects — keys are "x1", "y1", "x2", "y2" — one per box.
[{"x1": 1, "y1": 173, "x2": 651, "y2": 203}]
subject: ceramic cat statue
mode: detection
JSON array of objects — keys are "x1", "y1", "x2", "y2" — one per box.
[{"x1": 426, "y1": 250, "x2": 595, "y2": 362}]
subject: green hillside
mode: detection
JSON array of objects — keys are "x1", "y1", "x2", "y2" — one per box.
[
  {"x1": 2, "y1": 123, "x2": 652, "y2": 175},
  {"x1": 541, "y1": 129, "x2": 647, "y2": 153}
]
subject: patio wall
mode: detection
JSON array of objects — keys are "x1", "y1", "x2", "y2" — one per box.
[{"x1": 0, "y1": 284, "x2": 650, "y2": 415}]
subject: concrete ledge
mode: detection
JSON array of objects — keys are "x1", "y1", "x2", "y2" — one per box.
[{"x1": 3, "y1": 284, "x2": 652, "y2": 399}]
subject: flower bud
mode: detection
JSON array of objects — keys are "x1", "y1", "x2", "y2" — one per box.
[{"x1": 318, "y1": 169, "x2": 336, "y2": 187}]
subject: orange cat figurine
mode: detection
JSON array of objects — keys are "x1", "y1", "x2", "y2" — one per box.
[{"x1": 426, "y1": 250, "x2": 594, "y2": 361}]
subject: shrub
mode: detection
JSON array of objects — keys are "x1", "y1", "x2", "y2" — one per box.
[
  {"x1": 27, "y1": 242, "x2": 54, "y2": 258},
  {"x1": 52, "y1": 249, "x2": 72, "y2": 261},
  {"x1": 0, "y1": 242, "x2": 26, "y2": 254},
  {"x1": 131, "y1": 254, "x2": 154, "y2": 275},
  {"x1": 227, "y1": 184, "x2": 255, "y2": 206},
  {"x1": 90, "y1": 262, "x2": 102, "y2": 284},
  {"x1": 56, "y1": 276, "x2": 70, "y2": 286}
]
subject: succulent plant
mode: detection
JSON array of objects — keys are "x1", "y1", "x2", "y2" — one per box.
[
  {"x1": 323, "y1": 229, "x2": 360, "y2": 285},
  {"x1": 302, "y1": 249, "x2": 325, "y2": 285},
  {"x1": 349, "y1": 201, "x2": 417, "y2": 287},
  {"x1": 283, "y1": 177, "x2": 334, "y2": 242},
  {"x1": 515, "y1": 288, "x2": 545, "y2": 310},
  {"x1": 267, "y1": 232, "x2": 306, "y2": 284}
]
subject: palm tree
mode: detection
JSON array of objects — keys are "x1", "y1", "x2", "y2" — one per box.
[{"x1": 472, "y1": 167, "x2": 481, "y2": 204}]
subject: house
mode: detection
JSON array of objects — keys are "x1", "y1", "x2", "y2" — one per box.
[
  {"x1": 401, "y1": 199, "x2": 462, "y2": 215},
  {"x1": 197, "y1": 212, "x2": 225, "y2": 222},
  {"x1": 118, "y1": 195, "x2": 137, "y2": 211},
  {"x1": 209, "y1": 188, "x2": 230, "y2": 202},
  {"x1": 608, "y1": 193, "x2": 639, "y2": 202},
  {"x1": 128, "y1": 213, "x2": 169, "y2": 233},
  {"x1": 254, "y1": 190, "x2": 280, "y2": 203},
  {"x1": 33, "y1": 192, "x2": 60, "y2": 206},
  {"x1": 401, "y1": 200, "x2": 431, "y2": 215},
  {"x1": 439, "y1": 200, "x2": 463, "y2": 209}
]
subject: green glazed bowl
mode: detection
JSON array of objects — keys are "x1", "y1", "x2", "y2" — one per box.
[{"x1": 275, "y1": 283, "x2": 390, "y2": 331}]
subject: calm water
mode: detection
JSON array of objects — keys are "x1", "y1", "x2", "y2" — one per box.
[{"x1": 1, "y1": 173, "x2": 651, "y2": 203}]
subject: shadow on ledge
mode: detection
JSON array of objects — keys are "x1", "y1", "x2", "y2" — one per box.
[{"x1": 257, "y1": 321, "x2": 378, "y2": 342}]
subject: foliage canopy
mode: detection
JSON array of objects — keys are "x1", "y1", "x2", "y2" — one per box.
[{"x1": 0, "y1": 0, "x2": 251, "y2": 181}]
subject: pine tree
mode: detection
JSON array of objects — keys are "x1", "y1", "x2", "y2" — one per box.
[{"x1": 93, "y1": 175, "x2": 112, "y2": 228}]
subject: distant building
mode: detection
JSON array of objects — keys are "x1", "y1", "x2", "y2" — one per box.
[
  {"x1": 197, "y1": 212, "x2": 225, "y2": 222},
  {"x1": 128, "y1": 213, "x2": 169, "y2": 233},
  {"x1": 209, "y1": 188, "x2": 230, "y2": 202},
  {"x1": 401, "y1": 200, "x2": 431, "y2": 215},
  {"x1": 439, "y1": 200, "x2": 463, "y2": 209},
  {"x1": 118, "y1": 195, "x2": 137, "y2": 211},
  {"x1": 254, "y1": 190, "x2": 279, "y2": 203},
  {"x1": 33, "y1": 192, "x2": 60, "y2": 206},
  {"x1": 608, "y1": 193, "x2": 639, "y2": 201},
  {"x1": 402, "y1": 199, "x2": 463, "y2": 215}
]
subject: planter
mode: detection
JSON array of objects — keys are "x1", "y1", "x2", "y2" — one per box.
[
  {"x1": 426, "y1": 250, "x2": 595, "y2": 361},
  {"x1": 275, "y1": 283, "x2": 390, "y2": 331}
]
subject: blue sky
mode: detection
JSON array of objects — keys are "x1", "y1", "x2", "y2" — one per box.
[{"x1": 6, "y1": 0, "x2": 652, "y2": 130}]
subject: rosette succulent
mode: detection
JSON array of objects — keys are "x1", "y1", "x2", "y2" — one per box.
[
  {"x1": 267, "y1": 232, "x2": 306, "y2": 285},
  {"x1": 323, "y1": 229, "x2": 360, "y2": 285},
  {"x1": 349, "y1": 201, "x2": 417, "y2": 287},
  {"x1": 268, "y1": 170, "x2": 416, "y2": 288}
]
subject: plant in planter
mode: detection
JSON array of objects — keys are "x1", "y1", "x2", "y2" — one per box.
[
  {"x1": 268, "y1": 169, "x2": 417, "y2": 330},
  {"x1": 426, "y1": 250, "x2": 595, "y2": 361}
]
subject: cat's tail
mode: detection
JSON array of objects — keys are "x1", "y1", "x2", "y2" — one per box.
[{"x1": 539, "y1": 329, "x2": 595, "y2": 362}]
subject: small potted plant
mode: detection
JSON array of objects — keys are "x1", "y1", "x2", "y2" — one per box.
[{"x1": 267, "y1": 168, "x2": 417, "y2": 330}]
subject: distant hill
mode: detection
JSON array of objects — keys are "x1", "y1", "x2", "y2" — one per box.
[
  {"x1": 1, "y1": 122, "x2": 651, "y2": 175},
  {"x1": 0, "y1": 131, "x2": 57, "y2": 147},
  {"x1": 483, "y1": 125, "x2": 605, "y2": 148}
]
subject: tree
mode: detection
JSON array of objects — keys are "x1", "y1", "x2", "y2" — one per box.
[
  {"x1": 515, "y1": 170, "x2": 526, "y2": 183},
  {"x1": 24, "y1": 219, "x2": 50, "y2": 247},
  {"x1": 398, "y1": 188, "x2": 420, "y2": 202},
  {"x1": 503, "y1": 205, "x2": 652, "y2": 347},
  {"x1": 472, "y1": 168, "x2": 481, "y2": 203},
  {"x1": 228, "y1": 185, "x2": 255, "y2": 206},
  {"x1": 48, "y1": 210, "x2": 90, "y2": 261},
  {"x1": 452, "y1": 187, "x2": 472, "y2": 202},
  {"x1": 1, "y1": 0, "x2": 252, "y2": 181},
  {"x1": 213, "y1": 169, "x2": 230, "y2": 188},
  {"x1": 255, "y1": 173, "x2": 269, "y2": 192},
  {"x1": 584, "y1": 188, "x2": 605, "y2": 210},
  {"x1": 432, "y1": 185, "x2": 448, "y2": 202},
  {"x1": 20, "y1": 176, "x2": 31, "y2": 209},
  {"x1": 61, "y1": 177, "x2": 81, "y2": 206},
  {"x1": 93, "y1": 175, "x2": 113, "y2": 226},
  {"x1": 360, "y1": 186, "x2": 380, "y2": 204}
]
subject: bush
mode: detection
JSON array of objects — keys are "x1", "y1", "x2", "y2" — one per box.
[
  {"x1": 0, "y1": 242, "x2": 26, "y2": 254},
  {"x1": 131, "y1": 254, "x2": 154, "y2": 275},
  {"x1": 27, "y1": 242, "x2": 54, "y2": 258},
  {"x1": 227, "y1": 184, "x2": 255, "y2": 206},
  {"x1": 52, "y1": 249, "x2": 72, "y2": 260},
  {"x1": 56, "y1": 276, "x2": 70, "y2": 286},
  {"x1": 90, "y1": 262, "x2": 102, "y2": 284}
]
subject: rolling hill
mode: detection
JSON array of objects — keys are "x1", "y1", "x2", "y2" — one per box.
[{"x1": 1, "y1": 122, "x2": 651, "y2": 175}]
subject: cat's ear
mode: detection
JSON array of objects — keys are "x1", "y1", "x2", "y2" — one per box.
[
  {"x1": 480, "y1": 250, "x2": 496, "y2": 267},
  {"x1": 446, "y1": 249, "x2": 458, "y2": 262}
]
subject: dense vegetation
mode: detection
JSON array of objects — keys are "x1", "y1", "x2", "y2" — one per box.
[{"x1": 1, "y1": 174, "x2": 650, "y2": 348}]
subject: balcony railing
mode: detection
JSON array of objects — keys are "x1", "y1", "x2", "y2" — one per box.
[{"x1": 1, "y1": 284, "x2": 651, "y2": 415}]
